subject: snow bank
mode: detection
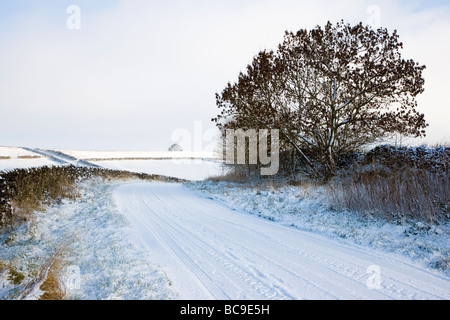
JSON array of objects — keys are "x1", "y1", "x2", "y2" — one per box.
[{"x1": 186, "y1": 181, "x2": 450, "y2": 276}]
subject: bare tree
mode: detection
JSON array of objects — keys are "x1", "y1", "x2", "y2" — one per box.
[{"x1": 213, "y1": 21, "x2": 428, "y2": 180}]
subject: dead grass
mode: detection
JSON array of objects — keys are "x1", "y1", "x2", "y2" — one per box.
[
  {"x1": 0, "y1": 166, "x2": 78, "y2": 229},
  {"x1": 18, "y1": 242, "x2": 70, "y2": 300},
  {"x1": 17, "y1": 156, "x2": 43, "y2": 159},
  {"x1": 207, "y1": 165, "x2": 249, "y2": 183},
  {"x1": 38, "y1": 257, "x2": 66, "y2": 300},
  {"x1": 0, "y1": 261, "x2": 25, "y2": 285},
  {"x1": 329, "y1": 168, "x2": 449, "y2": 223}
]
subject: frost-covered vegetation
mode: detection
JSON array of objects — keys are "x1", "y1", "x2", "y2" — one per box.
[
  {"x1": 217, "y1": 145, "x2": 449, "y2": 221},
  {"x1": 0, "y1": 166, "x2": 183, "y2": 299},
  {"x1": 0, "y1": 165, "x2": 185, "y2": 231},
  {"x1": 0, "y1": 178, "x2": 176, "y2": 300},
  {"x1": 330, "y1": 145, "x2": 449, "y2": 222}
]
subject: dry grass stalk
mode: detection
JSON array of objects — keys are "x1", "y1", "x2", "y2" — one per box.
[{"x1": 329, "y1": 168, "x2": 449, "y2": 222}]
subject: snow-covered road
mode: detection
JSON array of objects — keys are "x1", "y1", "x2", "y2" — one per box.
[{"x1": 113, "y1": 182, "x2": 450, "y2": 300}]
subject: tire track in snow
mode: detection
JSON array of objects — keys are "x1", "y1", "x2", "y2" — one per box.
[
  {"x1": 144, "y1": 189, "x2": 357, "y2": 299},
  {"x1": 113, "y1": 182, "x2": 450, "y2": 300},
  {"x1": 22, "y1": 148, "x2": 101, "y2": 168},
  {"x1": 140, "y1": 191, "x2": 293, "y2": 299},
  {"x1": 138, "y1": 196, "x2": 230, "y2": 300},
  {"x1": 141, "y1": 185, "x2": 342, "y2": 299},
  {"x1": 124, "y1": 188, "x2": 229, "y2": 300},
  {"x1": 145, "y1": 186, "x2": 389, "y2": 299}
]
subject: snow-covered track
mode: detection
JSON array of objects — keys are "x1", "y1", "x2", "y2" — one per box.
[
  {"x1": 22, "y1": 148, "x2": 101, "y2": 168},
  {"x1": 113, "y1": 182, "x2": 450, "y2": 300}
]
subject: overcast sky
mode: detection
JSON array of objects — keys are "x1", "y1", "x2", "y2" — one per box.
[{"x1": 0, "y1": 0, "x2": 449, "y2": 151}]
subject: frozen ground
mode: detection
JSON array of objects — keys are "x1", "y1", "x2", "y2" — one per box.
[{"x1": 113, "y1": 182, "x2": 450, "y2": 300}]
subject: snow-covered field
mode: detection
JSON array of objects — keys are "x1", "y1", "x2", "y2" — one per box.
[
  {"x1": 0, "y1": 147, "x2": 54, "y2": 171},
  {"x1": 0, "y1": 158, "x2": 55, "y2": 172},
  {"x1": 63, "y1": 150, "x2": 220, "y2": 160},
  {"x1": 0, "y1": 147, "x2": 41, "y2": 159},
  {"x1": 97, "y1": 159, "x2": 225, "y2": 181}
]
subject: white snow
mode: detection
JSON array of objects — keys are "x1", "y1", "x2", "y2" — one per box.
[
  {"x1": 113, "y1": 182, "x2": 450, "y2": 300},
  {"x1": 1, "y1": 150, "x2": 448, "y2": 300},
  {"x1": 63, "y1": 150, "x2": 220, "y2": 160},
  {"x1": 0, "y1": 158, "x2": 55, "y2": 172},
  {"x1": 97, "y1": 159, "x2": 225, "y2": 181}
]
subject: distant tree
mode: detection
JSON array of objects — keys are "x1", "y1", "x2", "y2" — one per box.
[
  {"x1": 213, "y1": 21, "x2": 428, "y2": 180},
  {"x1": 168, "y1": 143, "x2": 183, "y2": 152}
]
